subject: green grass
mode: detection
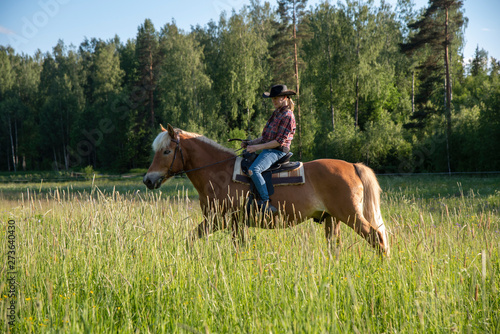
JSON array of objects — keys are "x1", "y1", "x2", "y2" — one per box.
[{"x1": 1, "y1": 175, "x2": 499, "y2": 332}]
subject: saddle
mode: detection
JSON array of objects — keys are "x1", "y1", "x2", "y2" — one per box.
[
  {"x1": 240, "y1": 151, "x2": 301, "y2": 175},
  {"x1": 235, "y1": 150, "x2": 304, "y2": 200}
]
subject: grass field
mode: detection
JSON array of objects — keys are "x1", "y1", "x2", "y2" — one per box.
[{"x1": 1, "y1": 174, "x2": 499, "y2": 333}]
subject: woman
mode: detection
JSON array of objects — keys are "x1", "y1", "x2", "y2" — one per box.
[{"x1": 242, "y1": 84, "x2": 296, "y2": 214}]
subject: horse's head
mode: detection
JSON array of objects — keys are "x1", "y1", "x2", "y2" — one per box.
[{"x1": 143, "y1": 124, "x2": 184, "y2": 190}]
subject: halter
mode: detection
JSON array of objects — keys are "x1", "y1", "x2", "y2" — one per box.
[{"x1": 165, "y1": 136, "x2": 241, "y2": 178}]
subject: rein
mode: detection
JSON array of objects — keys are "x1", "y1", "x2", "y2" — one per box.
[{"x1": 166, "y1": 137, "x2": 242, "y2": 178}]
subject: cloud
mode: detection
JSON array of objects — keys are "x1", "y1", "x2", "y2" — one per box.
[
  {"x1": 481, "y1": 28, "x2": 491, "y2": 32},
  {"x1": 0, "y1": 25, "x2": 15, "y2": 35}
]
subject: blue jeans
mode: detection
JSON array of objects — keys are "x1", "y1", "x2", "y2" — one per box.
[{"x1": 248, "y1": 149, "x2": 286, "y2": 202}]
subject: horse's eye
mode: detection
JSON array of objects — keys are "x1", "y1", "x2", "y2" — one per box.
[{"x1": 163, "y1": 150, "x2": 171, "y2": 155}]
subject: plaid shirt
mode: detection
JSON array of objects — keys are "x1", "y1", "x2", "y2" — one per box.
[{"x1": 261, "y1": 106, "x2": 296, "y2": 150}]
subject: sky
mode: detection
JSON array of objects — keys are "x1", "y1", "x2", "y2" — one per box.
[{"x1": 0, "y1": 0, "x2": 499, "y2": 63}]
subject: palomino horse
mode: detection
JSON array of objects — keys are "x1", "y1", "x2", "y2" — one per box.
[{"x1": 143, "y1": 124, "x2": 390, "y2": 255}]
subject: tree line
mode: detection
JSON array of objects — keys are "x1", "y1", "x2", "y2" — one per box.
[{"x1": 1, "y1": 0, "x2": 499, "y2": 174}]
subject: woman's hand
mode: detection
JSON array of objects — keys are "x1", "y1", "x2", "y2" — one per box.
[
  {"x1": 246, "y1": 145, "x2": 260, "y2": 153},
  {"x1": 242, "y1": 137, "x2": 263, "y2": 150},
  {"x1": 246, "y1": 140, "x2": 280, "y2": 153}
]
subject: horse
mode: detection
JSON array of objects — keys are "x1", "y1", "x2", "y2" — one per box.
[{"x1": 143, "y1": 124, "x2": 390, "y2": 256}]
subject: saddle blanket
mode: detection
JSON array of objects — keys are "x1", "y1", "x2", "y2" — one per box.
[{"x1": 232, "y1": 157, "x2": 305, "y2": 186}]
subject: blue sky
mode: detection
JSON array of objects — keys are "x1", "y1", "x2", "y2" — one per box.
[{"x1": 0, "y1": 0, "x2": 498, "y2": 63}]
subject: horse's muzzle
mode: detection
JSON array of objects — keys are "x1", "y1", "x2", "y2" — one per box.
[{"x1": 143, "y1": 173, "x2": 164, "y2": 190}]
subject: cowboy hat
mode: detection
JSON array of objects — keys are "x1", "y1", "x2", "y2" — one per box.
[{"x1": 262, "y1": 84, "x2": 296, "y2": 98}]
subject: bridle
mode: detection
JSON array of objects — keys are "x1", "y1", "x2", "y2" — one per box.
[
  {"x1": 165, "y1": 136, "x2": 241, "y2": 178},
  {"x1": 166, "y1": 137, "x2": 186, "y2": 178}
]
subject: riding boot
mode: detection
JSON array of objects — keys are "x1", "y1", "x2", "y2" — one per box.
[{"x1": 257, "y1": 200, "x2": 278, "y2": 214}]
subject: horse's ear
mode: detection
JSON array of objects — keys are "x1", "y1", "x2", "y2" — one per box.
[
  {"x1": 160, "y1": 124, "x2": 167, "y2": 132},
  {"x1": 167, "y1": 124, "x2": 176, "y2": 138}
]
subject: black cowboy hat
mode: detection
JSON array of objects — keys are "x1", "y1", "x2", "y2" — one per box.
[{"x1": 262, "y1": 84, "x2": 297, "y2": 98}]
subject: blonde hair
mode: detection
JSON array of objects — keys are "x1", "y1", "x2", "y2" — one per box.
[{"x1": 287, "y1": 96, "x2": 295, "y2": 112}]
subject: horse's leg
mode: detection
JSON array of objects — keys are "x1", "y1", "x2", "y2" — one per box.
[
  {"x1": 343, "y1": 215, "x2": 382, "y2": 253},
  {"x1": 187, "y1": 198, "x2": 227, "y2": 242},
  {"x1": 324, "y1": 216, "x2": 341, "y2": 258},
  {"x1": 230, "y1": 211, "x2": 248, "y2": 251},
  {"x1": 334, "y1": 218, "x2": 341, "y2": 246},
  {"x1": 197, "y1": 218, "x2": 222, "y2": 238},
  {"x1": 186, "y1": 208, "x2": 227, "y2": 246},
  {"x1": 186, "y1": 218, "x2": 216, "y2": 246}
]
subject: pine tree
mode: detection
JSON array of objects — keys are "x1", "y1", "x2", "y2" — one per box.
[
  {"x1": 135, "y1": 19, "x2": 158, "y2": 128},
  {"x1": 273, "y1": 0, "x2": 309, "y2": 159},
  {"x1": 469, "y1": 45, "x2": 488, "y2": 77},
  {"x1": 125, "y1": 19, "x2": 159, "y2": 169},
  {"x1": 400, "y1": 0, "x2": 465, "y2": 173}
]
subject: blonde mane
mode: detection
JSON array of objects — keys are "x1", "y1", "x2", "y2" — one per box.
[
  {"x1": 152, "y1": 129, "x2": 235, "y2": 155},
  {"x1": 152, "y1": 131, "x2": 171, "y2": 152}
]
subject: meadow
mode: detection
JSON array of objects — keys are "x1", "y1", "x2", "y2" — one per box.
[{"x1": 0, "y1": 174, "x2": 499, "y2": 333}]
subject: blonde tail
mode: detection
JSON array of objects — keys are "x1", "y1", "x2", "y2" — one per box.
[{"x1": 354, "y1": 163, "x2": 390, "y2": 255}]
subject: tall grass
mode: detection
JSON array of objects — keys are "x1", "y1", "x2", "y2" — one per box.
[{"x1": 1, "y1": 176, "x2": 499, "y2": 333}]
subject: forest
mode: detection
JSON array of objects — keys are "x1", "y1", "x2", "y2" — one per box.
[{"x1": 0, "y1": 0, "x2": 499, "y2": 174}]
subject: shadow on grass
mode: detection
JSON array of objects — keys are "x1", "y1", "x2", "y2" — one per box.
[{"x1": 0, "y1": 175, "x2": 198, "y2": 201}]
